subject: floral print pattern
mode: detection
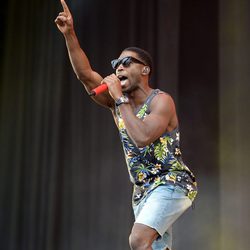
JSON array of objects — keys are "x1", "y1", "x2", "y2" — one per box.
[{"x1": 116, "y1": 90, "x2": 198, "y2": 205}]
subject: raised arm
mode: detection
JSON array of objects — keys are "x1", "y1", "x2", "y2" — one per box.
[{"x1": 55, "y1": 0, "x2": 114, "y2": 108}]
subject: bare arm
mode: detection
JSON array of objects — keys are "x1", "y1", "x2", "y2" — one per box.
[
  {"x1": 55, "y1": 0, "x2": 114, "y2": 108},
  {"x1": 104, "y1": 74, "x2": 177, "y2": 147},
  {"x1": 118, "y1": 94, "x2": 176, "y2": 147}
]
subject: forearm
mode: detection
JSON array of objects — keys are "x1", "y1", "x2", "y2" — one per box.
[
  {"x1": 64, "y1": 30, "x2": 98, "y2": 89},
  {"x1": 118, "y1": 104, "x2": 151, "y2": 147}
]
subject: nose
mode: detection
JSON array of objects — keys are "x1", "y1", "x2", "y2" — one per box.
[{"x1": 116, "y1": 63, "x2": 124, "y2": 72}]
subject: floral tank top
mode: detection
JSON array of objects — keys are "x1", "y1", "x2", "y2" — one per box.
[{"x1": 115, "y1": 89, "x2": 198, "y2": 205}]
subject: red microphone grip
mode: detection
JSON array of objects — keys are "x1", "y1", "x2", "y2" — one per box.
[{"x1": 89, "y1": 83, "x2": 108, "y2": 96}]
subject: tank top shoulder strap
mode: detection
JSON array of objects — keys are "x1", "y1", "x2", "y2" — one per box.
[
  {"x1": 143, "y1": 89, "x2": 164, "y2": 114},
  {"x1": 145, "y1": 89, "x2": 161, "y2": 105}
]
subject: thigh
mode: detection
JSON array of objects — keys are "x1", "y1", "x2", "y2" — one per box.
[{"x1": 133, "y1": 185, "x2": 192, "y2": 237}]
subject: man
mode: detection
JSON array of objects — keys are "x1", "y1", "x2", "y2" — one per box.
[{"x1": 55, "y1": 1, "x2": 197, "y2": 249}]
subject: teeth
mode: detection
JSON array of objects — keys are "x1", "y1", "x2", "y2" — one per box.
[
  {"x1": 121, "y1": 81, "x2": 126, "y2": 86},
  {"x1": 118, "y1": 75, "x2": 128, "y2": 86}
]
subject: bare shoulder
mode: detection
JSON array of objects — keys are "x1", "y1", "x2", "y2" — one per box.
[
  {"x1": 149, "y1": 90, "x2": 178, "y2": 131},
  {"x1": 150, "y1": 91, "x2": 176, "y2": 114}
]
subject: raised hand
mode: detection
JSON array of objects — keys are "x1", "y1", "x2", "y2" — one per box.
[{"x1": 55, "y1": 0, "x2": 74, "y2": 34}]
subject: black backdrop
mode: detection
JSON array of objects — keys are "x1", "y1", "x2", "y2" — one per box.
[{"x1": 1, "y1": 0, "x2": 249, "y2": 250}]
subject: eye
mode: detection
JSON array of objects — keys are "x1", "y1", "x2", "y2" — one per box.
[
  {"x1": 122, "y1": 57, "x2": 132, "y2": 67},
  {"x1": 111, "y1": 59, "x2": 120, "y2": 69}
]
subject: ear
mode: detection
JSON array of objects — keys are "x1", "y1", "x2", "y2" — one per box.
[{"x1": 142, "y1": 66, "x2": 150, "y2": 75}]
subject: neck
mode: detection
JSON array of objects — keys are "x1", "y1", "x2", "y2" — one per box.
[{"x1": 126, "y1": 84, "x2": 153, "y2": 110}]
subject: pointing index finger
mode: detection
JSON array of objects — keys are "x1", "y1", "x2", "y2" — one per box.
[{"x1": 61, "y1": 0, "x2": 71, "y2": 15}]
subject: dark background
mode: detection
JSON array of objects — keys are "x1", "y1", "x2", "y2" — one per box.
[{"x1": 0, "y1": 0, "x2": 249, "y2": 249}]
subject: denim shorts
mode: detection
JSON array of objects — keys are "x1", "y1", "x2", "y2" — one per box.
[{"x1": 132, "y1": 184, "x2": 192, "y2": 250}]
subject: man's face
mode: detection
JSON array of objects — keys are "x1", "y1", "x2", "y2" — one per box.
[{"x1": 114, "y1": 51, "x2": 146, "y2": 93}]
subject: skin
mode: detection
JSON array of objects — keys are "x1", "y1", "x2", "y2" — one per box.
[{"x1": 55, "y1": 1, "x2": 176, "y2": 249}]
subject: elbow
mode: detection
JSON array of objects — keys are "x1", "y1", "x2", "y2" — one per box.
[
  {"x1": 76, "y1": 74, "x2": 91, "y2": 89},
  {"x1": 134, "y1": 135, "x2": 152, "y2": 148},
  {"x1": 136, "y1": 142, "x2": 150, "y2": 148},
  {"x1": 76, "y1": 73, "x2": 85, "y2": 82},
  {"x1": 76, "y1": 74, "x2": 81, "y2": 81}
]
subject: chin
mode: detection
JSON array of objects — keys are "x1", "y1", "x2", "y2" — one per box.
[
  {"x1": 123, "y1": 85, "x2": 138, "y2": 94},
  {"x1": 121, "y1": 84, "x2": 130, "y2": 93},
  {"x1": 122, "y1": 87, "x2": 132, "y2": 94}
]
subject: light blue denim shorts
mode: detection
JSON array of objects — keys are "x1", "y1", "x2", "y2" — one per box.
[{"x1": 132, "y1": 184, "x2": 192, "y2": 250}]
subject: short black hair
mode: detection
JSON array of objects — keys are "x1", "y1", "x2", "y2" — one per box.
[{"x1": 122, "y1": 47, "x2": 153, "y2": 77}]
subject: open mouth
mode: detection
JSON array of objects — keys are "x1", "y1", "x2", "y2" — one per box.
[{"x1": 118, "y1": 75, "x2": 128, "y2": 86}]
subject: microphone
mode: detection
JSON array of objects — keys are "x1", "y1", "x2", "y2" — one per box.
[{"x1": 89, "y1": 83, "x2": 108, "y2": 96}]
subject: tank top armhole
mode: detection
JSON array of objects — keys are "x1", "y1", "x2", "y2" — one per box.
[{"x1": 145, "y1": 89, "x2": 169, "y2": 114}]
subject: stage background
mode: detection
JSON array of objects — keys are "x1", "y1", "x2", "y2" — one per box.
[{"x1": 0, "y1": 0, "x2": 249, "y2": 249}]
